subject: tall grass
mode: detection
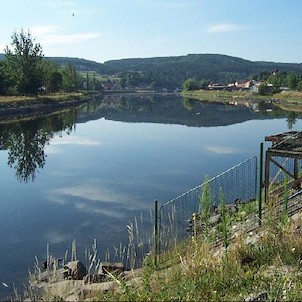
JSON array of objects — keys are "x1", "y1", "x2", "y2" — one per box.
[
  {"x1": 199, "y1": 175, "x2": 212, "y2": 238},
  {"x1": 219, "y1": 188, "x2": 229, "y2": 249}
]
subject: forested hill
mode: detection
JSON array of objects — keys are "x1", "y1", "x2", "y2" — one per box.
[
  {"x1": 2, "y1": 53, "x2": 302, "y2": 87},
  {"x1": 103, "y1": 54, "x2": 302, "y2": 85},
  {"x1": 46, "y1": 54, "x2": 302, "y2": 87}
]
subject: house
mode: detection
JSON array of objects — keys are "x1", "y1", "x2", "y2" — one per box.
[
  {"x1": 208, "y1": 83, "x2": 227, "y2": 90},
  {"x1": 235, "y1": 80, "x2": 252, "y2": 89}
]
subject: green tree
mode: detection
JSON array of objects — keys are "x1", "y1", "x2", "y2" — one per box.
[
  {"x1": 183, "y1": 78, "x2": 198, "y2": 91},
  {"x1": 120, "y1": 76, "x2": 127, "y2": 90},
  {"x1": 61, "y1": 63, "x2": 82, "y2": 92},
  {"x1": 47, "y1": 71, "x2": 63, "y2": 93},
  {"x1": 297, "y1": 81, "x2": 302, "y2": 91},
  {"x1": 287, "y1": 73, "x2": 297, "y2": 90},
  {"x1": 5, "y1": 29, "x2": 44, "y2": 95},
  {"x1": 267, "y1": 73, "x2": 286, "y2": 93},
  {"x1": 200, "y1": 79, "x2": 209, "y2": 89},
  {"x1": 0, "y1": 61, "x2": 12, "y2": 94},
  {"x1": 258, "y1": 84, "x2": 271, "y2": 95}
]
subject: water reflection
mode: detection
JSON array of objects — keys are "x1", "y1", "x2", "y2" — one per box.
[
  {"x1": 0, "y1": 95, "x2": 300, "y2": 183},
  {"x1": 0, "y1": 94, "x2": 302, "y2": 299},
  {"x1": 78, "y1": 94, "x2": 300, "y2": 128},
  {"x1": 0, "y1": 110, "x2": 77, "y2": 182}
]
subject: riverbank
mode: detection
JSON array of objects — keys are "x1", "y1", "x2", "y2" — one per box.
[
  {"x1": 181, "y1": 89, "x2": 302, "y2": 111},
  {"x1": 0, "y1": 92, "x2": 95, "y2": 122},
  {"x1": 16, "y1": 196, "x2": 302, "y2": 301}
]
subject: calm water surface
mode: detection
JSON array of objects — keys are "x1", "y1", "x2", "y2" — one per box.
[{"x1": 0, "y1": 94, "x2": 301, "y2": 297}]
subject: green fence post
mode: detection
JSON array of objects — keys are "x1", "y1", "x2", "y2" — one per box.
[
  {"x1": 258, "y1": 142, "x2": 264, "y2": 226},
  {"x1": 154, "y1": 199, "x2": 158, "y2": 268}
]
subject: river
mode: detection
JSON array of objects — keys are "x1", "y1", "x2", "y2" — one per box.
[{"x1": 0, "y1": 94, "x2": 301, "y2": 298}]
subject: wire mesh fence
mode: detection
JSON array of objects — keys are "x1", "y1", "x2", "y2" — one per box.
[{"x1": 158, "y1": 156, "x2": 258, "y2": 256}]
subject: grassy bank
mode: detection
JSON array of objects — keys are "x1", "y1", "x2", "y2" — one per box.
[
  {"x1": 181, "y1": 89, "x2": 302, "y2": 105},
  {"x1": 20, "y1": 198, "x2": 302, "y2": 301},
  {"x1": 94, "y1": 203, "x2": 302, "y2": 301},
  {"x1": 0, "y1": 92, "x2": 91, "y2": 104},
  {"x1": 181, "y1": 89, "x2": 267, "y2": 102},
  {"x1": 0, "y1": 92, "x2": 98, "y2": 123}
]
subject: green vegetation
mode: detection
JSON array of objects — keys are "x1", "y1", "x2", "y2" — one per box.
[
  {"x1": 0, "y1": 109, "x2": 77, "y2": 182},
  {"x1": 90, "y1": 203, "x2": 302, "y2": 301},
  {"x1": 181, "y1": 89, "x2": 302, "y2": 110},
  {"x1": 4, "y1": 52, "x2": 302, "y2": 90},
  {"x1": 181, "y1": 89, "x2": 251, "y2": 101},
  {"x1": 18, "y1": 179, "x2": 302, "y2": 301},
  {"x1": 0, "y1": 30, "x2": 103, "y2": 99}
]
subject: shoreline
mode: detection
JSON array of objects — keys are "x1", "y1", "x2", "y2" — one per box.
[
  {"x1": 181, "y1": 89, "x2": 302, "y2": 111},
  {"x1": 0, "y1": 93, "x2": 96, "y2": 123}
]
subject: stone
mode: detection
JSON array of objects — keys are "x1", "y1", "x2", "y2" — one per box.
[
  {"x1": 245, "y1": 292, "x2": 269, "y2": 302},
  {"x1": 83, "y1": 273, "x2": 106, "y2": 284},
  {"x1": 64, "y1": 261, "x2": 87, "y2": 280},
  {"x1": 209, "y1": 213, "x2": 221, "y2": 225},
  {"x1": 36, "y1": 267, "x2": 69, "y2": 283},
  {"x1": 98, "y1": 262, "x2": 125, "y2": 275}
]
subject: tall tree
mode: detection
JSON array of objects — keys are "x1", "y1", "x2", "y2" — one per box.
[
  {"x1": 5, "y1": 30, "x2": 44, "y2": 95},
  {"x1": 183, "y1": 78, "x2": 198, "y2": 91},
  {"x1": 61, "y1": 63, "x2": 82, "y2": 92}
]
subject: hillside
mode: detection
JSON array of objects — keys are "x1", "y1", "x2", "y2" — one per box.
[
  {"x1": 42, "y1": 54, "x2": 302, "y2": 87},
  {"x1": 2, "y1": 53, "x2": 302, "y2": 88}
]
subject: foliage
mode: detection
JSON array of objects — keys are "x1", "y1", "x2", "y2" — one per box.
[
  {"x1": 0, "y1": 110, "x2": 76, "y2": 182},
  {"x1": 199, "y1": 176, "x2": 212, "y2": 236},
  {"x1": 183, "y1": 78, "x2": 198, "y2": 91},
  {"x1": 219, "y1": 188, "x2": 229, "y2": 249},
  {"x1": 5, "y1": 30, "x2": 44, "y2": 95},
  {"x1": 94, "y1": 213, "x2": 302, "y2": 302},
  {"x1": 0, "y1": 30, "x2": 91, "y2": 96},
  {"x1": 258, "y1": 83, "x2": 272, "y2": 95}
]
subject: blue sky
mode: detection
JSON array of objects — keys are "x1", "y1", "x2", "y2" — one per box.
[{"x1": 0, "y1": 0, "x2": 301, "y2": 63}]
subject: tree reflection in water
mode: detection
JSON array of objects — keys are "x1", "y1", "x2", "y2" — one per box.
[{"x1": 0, "y1": 110, "x2": 77, "y2": 182}]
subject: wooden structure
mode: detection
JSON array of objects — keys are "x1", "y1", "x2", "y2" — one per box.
[{"x1": 264, "y1": 131, "x2": 302, "y2": 202}]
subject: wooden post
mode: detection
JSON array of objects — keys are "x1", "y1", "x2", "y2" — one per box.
[{"x1": 258, "y1": 142, "x2": 263, "y2": 226}]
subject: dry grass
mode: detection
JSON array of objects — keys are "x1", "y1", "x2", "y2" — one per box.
[{"x1": 0, "y1": 92, "x2": 85, "y2": 103}]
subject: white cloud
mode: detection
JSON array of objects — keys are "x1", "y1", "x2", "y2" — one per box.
[
  {"x1": 50, "y1": 136, "x2": 102, "y2": 146},
  {"x1": 44, "y1": 230, "x2": 72, "y2": 244},
  {"x1": 49, "y1": 183, "x2": 134, "y2": 204},
  {"x1": 74, "y1": 202, "x2": 126, "y2": 217},
  {"x1": 47, "y1": 181, "x2": 149, "y2": 216},
  {"x1": 207, "y1": 23, "x2": 247, "y2": 33},
  {"x1": 206, "y1": 146, "x2": 239, "y2": 154},
  {"x1": 41, "y1": 32, "x2": 103, "y2": 45},
  {"x1": 30, "y1": 25, "x2": 60, "y2": 37}
]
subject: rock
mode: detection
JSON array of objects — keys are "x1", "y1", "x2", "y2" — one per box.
[
  {"x1": 83, "y1": 273, "x2": 106, "y2": 284},
  {"x1": 209, "y1": 213, "x2": 221, "y2": 225},
  {"x1": 98, "y1": 262, "x2": 125, "y2": 275},
  {"x1": 245, "y1": 292, "x2": 269, "y2": 302},
  {"x1": 64, "y1": 261, "x2": 87, "y2": 280},
  {"x1": 36, "y1": 267, "x2": 69, "y2": 283}
]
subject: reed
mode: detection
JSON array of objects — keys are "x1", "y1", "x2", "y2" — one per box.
[
  {"x1": 199, "y1": 175, "x2": 212, "y2": 239},
  {"x1": 219, "y1": 188, "x2": 229, "y2": 249}
]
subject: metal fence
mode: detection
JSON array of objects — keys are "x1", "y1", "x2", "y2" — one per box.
[{"x1": 158, "y1": 156, "x2": 258, "y2": 255}]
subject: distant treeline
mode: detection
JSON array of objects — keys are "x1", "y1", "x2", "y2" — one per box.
[
  {"x1": 0, "y1": 31, "x2": 103, "y2": 96},
  {"x1": 2, "y1": 44, "x2": 302, "y2": 91},
  {"x1": 30, "y1": 54, "x2": 302, "y2": 89}
]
